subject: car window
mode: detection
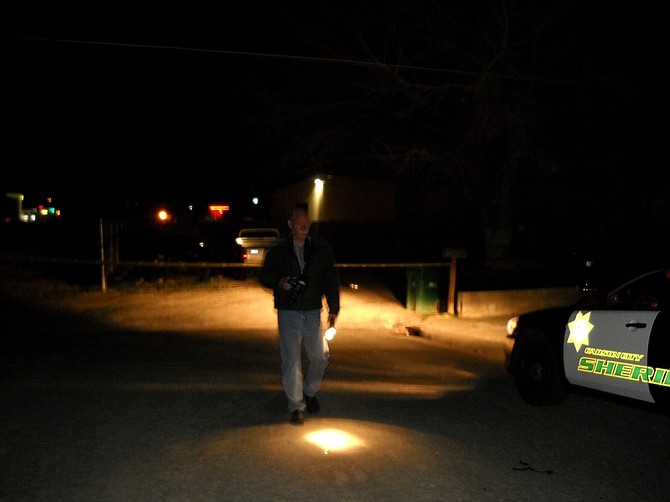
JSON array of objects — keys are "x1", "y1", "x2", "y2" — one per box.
[{"x1": 605, "y1": 269, "x2": 670, "y2": 310}]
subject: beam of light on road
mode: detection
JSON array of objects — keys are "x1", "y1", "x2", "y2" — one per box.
[{"x1": 305, "y1": 428, "x2": 365, "y2": 454}]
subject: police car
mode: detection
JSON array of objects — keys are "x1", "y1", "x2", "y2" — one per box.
[{"x1": 504, "y1": 268, "x2": 670, "y2": 408}]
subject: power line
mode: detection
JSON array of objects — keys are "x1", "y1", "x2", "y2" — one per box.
[{"x1": 4, "y1": 34, "x2": 577, "y2": 85}]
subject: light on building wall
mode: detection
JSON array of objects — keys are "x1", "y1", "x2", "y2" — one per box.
[
  {"x1": 5, "y1": 192, "x2": 24, "y2": 222},
  {"x1": 311, "y1": 178, "x2": 325, "y2": 221}
]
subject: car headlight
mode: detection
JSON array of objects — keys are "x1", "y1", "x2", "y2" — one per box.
[{"x1": 506, "y1": 316, "x2": 519, "y2": 336}]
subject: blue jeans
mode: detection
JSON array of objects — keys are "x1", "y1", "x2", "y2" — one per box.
[{"x1": 277, "y1": 309, "x2": 330, "y2": 412}]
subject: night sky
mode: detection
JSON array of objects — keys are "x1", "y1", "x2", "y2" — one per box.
[
  {"x1": 3, "y1": 6, "x2": 275, "y2": 204},
  {"x1": 2, "y1": 2, "x2": 665, "y2": 236}
]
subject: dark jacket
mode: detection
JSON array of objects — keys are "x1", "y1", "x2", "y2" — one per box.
[{"x1": 259, "y1": 234, "x2": 340, "y2": 315}]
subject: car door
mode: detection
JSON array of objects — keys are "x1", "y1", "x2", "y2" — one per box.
[{"x1": 562, "y1": 310, "x2": 660, "y2": 403}]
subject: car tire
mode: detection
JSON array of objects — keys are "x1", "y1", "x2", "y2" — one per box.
[{"x1": 513, "y1": 330, "x2": 569, "y2": 406}]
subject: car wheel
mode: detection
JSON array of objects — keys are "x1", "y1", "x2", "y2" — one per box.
[{"x1": 513, "y1": 331, "x2": 569, "y2": 406}]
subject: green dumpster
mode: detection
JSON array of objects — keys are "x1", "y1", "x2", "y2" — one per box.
[{"x1": 406, "y1": 267, "x2": 440, "y2": 313}]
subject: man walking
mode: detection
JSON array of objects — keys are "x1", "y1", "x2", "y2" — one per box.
[{"x1": 260, "y1": 203, "x2": 340, "y2": 425}]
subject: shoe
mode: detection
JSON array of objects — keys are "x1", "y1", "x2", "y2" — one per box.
[
  {"x1": 290, "y1": 409, "x2": 304, "y2": 426},
  {"x1": 305, "y1": 394, "x2": 320, "y2": 414}
]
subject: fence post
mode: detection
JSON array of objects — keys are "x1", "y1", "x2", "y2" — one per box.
[
  {"x1": 442, "y1": 248, "x2": 467, "y2": 316},
  {"x1": 100, "y1": 219, "x2": 107, "y2": 292}
]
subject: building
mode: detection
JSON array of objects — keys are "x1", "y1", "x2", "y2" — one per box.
[{"x1": 270, "y1": 175, "x2": 472, "y2": 263}]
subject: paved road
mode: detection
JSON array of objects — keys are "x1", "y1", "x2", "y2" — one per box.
[{"x1": 1, "y1": 272, "x2": 669, "y2": 501}]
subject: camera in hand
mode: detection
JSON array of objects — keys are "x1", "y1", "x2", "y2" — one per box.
[{"x1": 287, "y1": 274, "x2": 308, "y2": 302}]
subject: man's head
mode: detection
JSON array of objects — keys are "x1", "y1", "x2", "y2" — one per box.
[{"x1": 288, "y1": 203, "x2": 310, "y2": 242}]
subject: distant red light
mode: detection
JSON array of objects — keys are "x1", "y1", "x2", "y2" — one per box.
[{"x1": 208, "y1": 204, "x2": 230, "y2": 221}]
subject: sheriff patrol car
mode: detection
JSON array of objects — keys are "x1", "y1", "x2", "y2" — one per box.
[{"x1": 504, "y1": 268, "x2": 670, "y2": 408}]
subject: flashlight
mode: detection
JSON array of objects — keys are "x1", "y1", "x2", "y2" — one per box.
[{"x1": 325, "y1": 326, "x2": 337, "y2": 341}]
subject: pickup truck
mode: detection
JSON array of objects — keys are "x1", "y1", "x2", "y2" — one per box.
[{"x1": 234, "y1": 228, "x2": 281, "y2": 264}]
